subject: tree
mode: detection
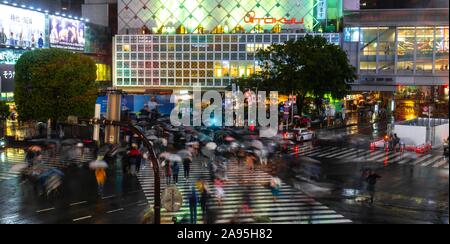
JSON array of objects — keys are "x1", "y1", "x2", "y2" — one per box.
[
  {"x1": 236, "y1": 35, "x2": 356, "y2": 116},
  {"x1": 14, "y1": 49, "x2": 99, "y2": 124},
  {"x1": 0, "y1": 100, "x2": 10, "y2": 120}
]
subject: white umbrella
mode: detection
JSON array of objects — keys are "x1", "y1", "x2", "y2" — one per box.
[
  {"x1": 251, "y1": 140, "x2": 264, "y2": 150},
  {"x1": 10, "y1": 163, "x2": 28, "y2": 172},
  {"x1": 147, "y1": 135, "x2": 158, "y2": 140},
  {"x1": 177, "y1": 150, "x2": 192, "y2": 159},
  {"x1": 205, "y1": 142, "x2": 217, "y2": 151},
  {"x1": 159, "y1": 152, "x2": 182, "y2": 163},
  {"x1": 89, "y1": 160, "x2": 108, "y2": 169}
]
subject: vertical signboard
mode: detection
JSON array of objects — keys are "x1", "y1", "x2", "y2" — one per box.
[{"x1": 317, "y1": 0, "x2": 328, "y2": 20}]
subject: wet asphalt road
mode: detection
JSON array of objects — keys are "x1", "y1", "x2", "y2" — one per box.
[{"x1": 0, "y1": 121, "x2": 448, "y2": 224}]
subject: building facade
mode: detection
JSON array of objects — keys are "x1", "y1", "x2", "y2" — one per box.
[
  {"x1": 0, "y1": 1, "x2": 112, "y2": 102},
  {"x1": 114, "y1": 0, "x2": 343, "y2": 93},
  {"x1": 343, "y1": 7, "x2": 449, "y2": 119}
]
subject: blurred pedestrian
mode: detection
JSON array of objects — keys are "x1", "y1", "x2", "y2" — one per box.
[
  {"x1": 366, "y1": 170, "x2": 381, "y2": 204},
  {"x1": 128, "y1": 144, "x2": 142, "y2": 176},
  {"x1": 200, "y1": 186, "x2": 210, "y2": 224},
  {"x1": 214, "y1": 178, "x2": 225, "y2": 206},
  {"x1": 172, "y1": 161, "x2": 180, "y2": 184},
  {"x1": 95, "y1": 168, "x2": 106, "y2": 196},
  {"x1": 188, "y1": 187, "x2": 198, "y2": 224},
  {"x1": 246, "y1": 153, "x2": 255, "y2": 171},
  {"x1": 183, "y1": 157, "x2": 192, "y2": 181},
  {"x1": 270, "y1": 176, "x2": 281, "y2": 202},
  {"x1": 162, "y1": 159, "x2": 172, "y2": 185}
]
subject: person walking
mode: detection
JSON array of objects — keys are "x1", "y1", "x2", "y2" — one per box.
[
  {"x1": 128, "y1": 144, "x2": 142, "y2": 176},
  {"x1": 172, "y1": 161, "x2": 180, "y2": 184},
  {"x1": 188, "y1": 187, "x2": 198, "y2": 224},
  {"x1": 95, "y1": 168, "x2": 106, "y2": 197},
  {"x1": 183, "y1": 157, "x2": 192, "y2": 181},
  {"x1": 162, "y1": 159, "x2": 172, "y2": 185},
  {"x1": 214, "y1": 178, "x2": 225, "y2": 206},
  {"x1": 200, "y1": 185, "x2": 210, "y2": 224},
  {"x1": 366, "y1": 170, "x2": 381, "y2": 204},
  {"x1": 270, "y1": 176, "x2": 281, "y2": 202}
]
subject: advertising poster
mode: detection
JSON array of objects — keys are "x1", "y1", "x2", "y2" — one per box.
[
  {"x1": 49, "y1": 16, "x2": 85, "y2": 51},
  {"x1": 0, "y1": 64, "x2": 15, "y2": 92},
  {"x1": 0, "y1": 4, "x2": 46, "y2": 48}
]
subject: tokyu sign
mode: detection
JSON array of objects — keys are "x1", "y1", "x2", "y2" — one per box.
[{"x1": 244, "y1": 11, "x2": 304, "y2": 25}]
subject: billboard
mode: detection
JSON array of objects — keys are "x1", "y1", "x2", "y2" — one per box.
[
  {"x1": 0, "y1": 4, "x2": 46, "y2": 48},
  {"x1": 0, "y1": 64, "x2": 15, "y2": 93},
  {"x1": 49, "y1": 16, "x2": 85, "y2": 51}
]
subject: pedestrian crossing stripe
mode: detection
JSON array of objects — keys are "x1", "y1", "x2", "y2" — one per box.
[
  {"x1": 432, "y1": 158, "x2": 448, "y2": 168},
  {"x1": 136, "y1": 157, "x2": 352, "y2": 224},
  {"x1": 421, "y1": 155, "x2": 445, "y2": 167},
  {"x1": 0, "y1": 149, "x2": 96, "y2": 183},
  {"x1": 287, "y1": 145, "x2": 449, "y2": 169}
]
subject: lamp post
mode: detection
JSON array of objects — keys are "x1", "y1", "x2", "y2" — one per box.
[{"x1": 80, "y1": 118, "x2": 161, "y2": 224}]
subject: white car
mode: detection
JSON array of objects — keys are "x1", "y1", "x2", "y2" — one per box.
[{"x1": 294, "y1": 128, "x2": 314, "y2": 142}]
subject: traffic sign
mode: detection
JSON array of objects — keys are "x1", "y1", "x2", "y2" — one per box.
[{"x1": 162, "y1": 186, "x2": 183, "y2": 212}]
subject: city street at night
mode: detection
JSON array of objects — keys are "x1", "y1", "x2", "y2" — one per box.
[{"x1": 0, "y1": 0, "x2": 448, "y2": 228}]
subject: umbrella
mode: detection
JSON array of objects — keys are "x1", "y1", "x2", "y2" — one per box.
[
  {"x1": 215, "y1": 144, "x2": 229, "y2": 154},
  {"x1": 147, "y1": 135, "x2": 158, "y2": 140},
  {"x1": 159, "y1": 152, "x2": 182, "y2": 163},
  {"x1": 89, "y1": 160, "x2": 108, "y2": 169},
  {"x1": 61, "y1": 139, "x2": 80, "y2": 145},
  {"x1": 224, "y1": 136, "x2": 236, "y2": 142},
  {"x1": 198, "y1": 134, "x2": 213, "y2": 142},
  {"x1": 40, "y1": 168, "x2": 65, "y2": 179},
  {"x1": 251, "y1": 140, "x2": 264, "y2": 150},
  {"x1": 205, "y1": 142, "x2": 217, "y2": 151},
  {"x1": 177, "y1": 150, "x2": 192, "y2": 159},
  {"x1": 10, "y1": 163, "x2": 28, "y2": 172}
]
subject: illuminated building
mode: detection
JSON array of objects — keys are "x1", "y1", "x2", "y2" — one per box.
[
  {"x1": 0, "y1": 2, "x2": 112, "y2": 101},
  {"x1": 343, "y1": 2, "x2": 449, "y2": 119},
  {"x1": 113, "y1": 0, "x2": 343, "y2": 92}
]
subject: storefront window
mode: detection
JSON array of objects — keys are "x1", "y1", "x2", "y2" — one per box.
[
  {"x1": 360, "y1": 28, "x2": 377, "y2": 74},
  {"x1": 415, "y1": 27, "x2": 434, "y2": 73},
  {"x1": 397, "y1": 27, "x2": 415, "y2": 73},
  {"x1": 435, "y1": 26, "x2": 449, "y2": 72},
  {"x1": 377, "y1": 27, "x2": 395, "y2": 74}
]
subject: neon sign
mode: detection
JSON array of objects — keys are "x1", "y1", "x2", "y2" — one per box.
[{"x1": 244, "y1": 11, "x2": 304, "y2": 25}]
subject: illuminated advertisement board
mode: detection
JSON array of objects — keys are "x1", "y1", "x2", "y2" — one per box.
[
  {"x1": 0, "y1": 64, "x2": 15, "y2": 92},
  {"x1": 0, "y1": 4, "x2": 46, "y2": 48},
  {"x1": 49, "y1": 16, "x2": 85, "y2": 51}
]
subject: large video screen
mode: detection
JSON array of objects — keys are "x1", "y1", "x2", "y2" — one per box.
[
  {"x1": 0, "y1": 4, "x2": 46, "y2": 48},
  {"x1": 49, "y1": 16, "x2": 85, "y2": 51}
]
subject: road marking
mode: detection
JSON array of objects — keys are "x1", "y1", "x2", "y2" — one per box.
[
  {"x1": 421, "y1": 155, "x2": 443, "y2": 167},
  {"x1": 70, "y1": 201, "x2": 87, "y2": 206},
  {"x1": 107, "y1": 208, "x2": 124, "y2": 214},
  {"x1": 102, "y1": 195, "x2": 115, "y2": 200},
  {"x1": 433, "y1": 159, "x2": 448, "y2": 168},
  {"x1": 36, "y1": 207, "x2": 55, "y2": 213},
  {"x1": 73, "y1": 215, "x2": 92, "y2": 222},
  {"x1": 1, "y1": 214, "x2": 19, "y2": 220},
  {"x1": 410, "y1": 154, "x2": 433, "y2": 165}
]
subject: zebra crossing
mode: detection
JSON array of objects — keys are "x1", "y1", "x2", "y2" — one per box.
[
  {"x1": 291, "y1": 144, "x2": 449, "y2": 169},
  {"x1": 0, "y1": 148, "x2": 96, "y2": 183},
  {"x1": 137, "y1": 157, "x2": 353, "y2": 224}
]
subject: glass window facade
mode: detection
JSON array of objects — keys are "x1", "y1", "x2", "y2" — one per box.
[
  {"x1": 344, "y1": 26, "x2": 449, "y2": 76},
  {"x1": 114, "y1": 33, "x2": 341, "y2": 88}
]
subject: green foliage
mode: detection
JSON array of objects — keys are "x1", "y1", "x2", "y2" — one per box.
[
  {"x1": 14, "y1": 49, "x2": 99, "y2": 122},
  {"x1": 236, "y1": 35, "x2": 356, "y2": 115},
  {"x1": 0, "y1": 100, "x2": 10, "y2": 119}
]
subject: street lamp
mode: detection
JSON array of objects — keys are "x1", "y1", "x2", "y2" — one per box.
[{"x1": 80, "y1": 118, "x2": 162, "y2": 224}]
